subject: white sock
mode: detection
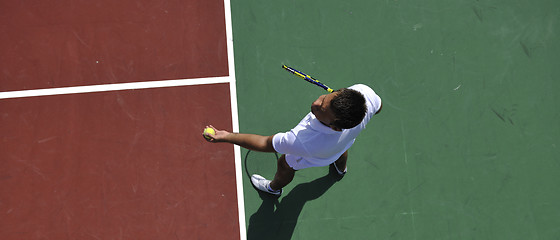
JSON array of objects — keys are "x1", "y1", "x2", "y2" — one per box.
[{"x1": 334, "y1": 163, "x2": 347, "y2": 175}]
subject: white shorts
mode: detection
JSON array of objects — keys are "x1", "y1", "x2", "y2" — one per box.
[{"x1": 285, "y1": 154, "x2": 336, "y2": 170}]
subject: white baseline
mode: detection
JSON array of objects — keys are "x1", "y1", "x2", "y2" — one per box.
[{"x1": 0, "y1": 77, "x2": 231, "y2": 100}]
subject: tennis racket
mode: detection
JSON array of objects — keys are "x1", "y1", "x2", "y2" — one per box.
[{"x1": 282, "y1": 65, "x2": 334, "y2": 93}]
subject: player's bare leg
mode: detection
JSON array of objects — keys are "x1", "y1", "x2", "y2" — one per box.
[{"x1": 269, "y1": 154, "x2": 295, "y2": 191}]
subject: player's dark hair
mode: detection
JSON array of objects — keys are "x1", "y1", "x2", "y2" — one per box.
[{"x1": 330, "y1": 88, "x2": 367, "y2": 129}]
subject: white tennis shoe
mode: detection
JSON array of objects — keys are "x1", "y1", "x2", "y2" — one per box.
[{"x1": 251, "y1": 174, "x2": 282, "y2": 196}]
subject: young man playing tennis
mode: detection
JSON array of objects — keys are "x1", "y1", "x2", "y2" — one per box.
[{"x1": 204, "y1": 84, "x2": 382, "y2": 196}]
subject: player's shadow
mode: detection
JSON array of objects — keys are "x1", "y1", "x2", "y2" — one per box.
[{"x1": 244, "y1": 150, "x2": 340, "y2": 240}]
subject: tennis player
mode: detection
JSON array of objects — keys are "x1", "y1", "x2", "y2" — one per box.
[{"x1": 204, "y1": 84, "x2": 382, "y2": 196}]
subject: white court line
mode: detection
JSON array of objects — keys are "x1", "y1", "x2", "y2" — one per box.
[
  {"x1": 0, "y1": 76, "x2": 231, "y2": 99},
  {"x1": 223, "y1": 0, "x2": 247, "y2": 238}
]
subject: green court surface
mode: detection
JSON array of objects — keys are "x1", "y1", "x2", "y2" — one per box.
[{"x1": 231, "y1": 0, "x2": 559, "y2": 239}]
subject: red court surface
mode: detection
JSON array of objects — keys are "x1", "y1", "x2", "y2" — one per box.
[
  {"x1": 0, "y1": 0, "x2": 228, "y2": 92},
  {"x1": 0, "y1": 84, "x2": 239, "y2": 239},
  {"x1": 0, "y1": 0, "x2": 241, "y2": 239}
]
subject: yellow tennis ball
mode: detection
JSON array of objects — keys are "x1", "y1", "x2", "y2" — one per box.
[{"x1": 203, "y1": 127, "x2": 215, "y2": 140}]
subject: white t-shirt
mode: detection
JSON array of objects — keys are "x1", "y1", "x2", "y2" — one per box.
[{"x1": 272, "y1": 84, "x2": 382, "y2": 170}]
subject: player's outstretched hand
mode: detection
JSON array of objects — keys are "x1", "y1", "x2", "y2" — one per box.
[{"x1": 203, "y1": 125, "x2": 230, "y2": 143}]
